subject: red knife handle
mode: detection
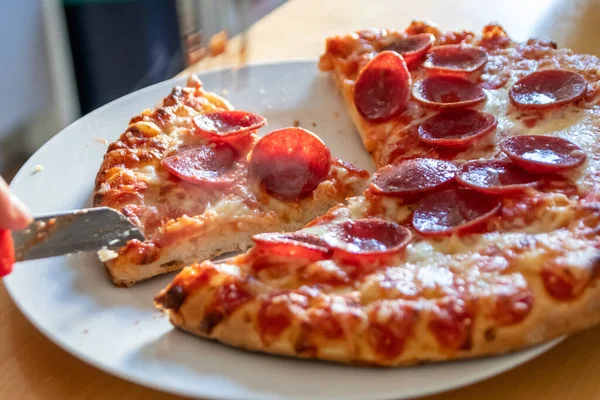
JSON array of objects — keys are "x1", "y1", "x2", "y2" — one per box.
[{"x1": 0, "y1": 229, "x2": 15, "y2": 277}]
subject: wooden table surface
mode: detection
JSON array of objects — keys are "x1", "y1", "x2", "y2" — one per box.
[{"x1": 3, "y1": 0, "x2": 600, "y2": 399}]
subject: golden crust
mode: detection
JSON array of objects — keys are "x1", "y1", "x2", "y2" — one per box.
[
  {"x1": 94, "y1": 75, "x2": 370, "y2": 286},
  {"x1": 156, "y1": 234, "x2": 600, "y2": 366},
  {"x1": 168, "y1": 283, "x2": 600, "y2": 366}
]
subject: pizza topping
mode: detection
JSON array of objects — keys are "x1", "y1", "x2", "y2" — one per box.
[
  {"x1": 509, "y1": 70, "x2": 587, "y2": 109},
  {"x1": 371, "y1": 158, "x2": 457, "y2": 197},
  {"x1": 540, "y1": 256, "x2": 596, "y2": 301},
  {"x1": 306, "y1": 295, "x2": 362, "y2": 339},
  {"x1": 0, "y1": 229, "x2": 15, "y2": 277},
  {"x1": 418, "y1": 109, "x2": 497, "y2": 147},
  {"x1": 500, "y1": 135, "x2": 586, "y2": 173},
  {"x1": 192, "y1": 110, "x2": 266, "y2": 138},
  {"x1": 258, "y1": 291, "x2": 310, "y2": 344},
  {"x1": 412, "y1": 188, "x2": 501, "y2": 236},
  {"x1": 456, "y1": 159, "x2": 542, "y2": 194},
  {"x1": 252, "y1": 232, "x2": 332, "y2": 262},
  {"x1": 200, "y1": 281, "x2": 253, "y2": 334},
  {"x1": 248, "y1": 127, "x2": 332, "y2": 200},
  {"x1": 428, "y1": 297, "x2": 473, "y2": 351},
  {"x1": 323, "y1": 219, "x2": 411, "y2": 265},
  {"x1": 412, "y1": 76, "x2": 486, "y2": 108},
  {"x1": 161, "y1": 143, "x2": 241, "y2": 186},
  {"x1": 423, "y1": 44, "x2": 488, "y2": 74},
  {"x1": 488, "y1": 275, "x2": 534, "y2": 326},
  {"x1": 212, "y1": 281, "x2": 253, "y2": 314},
  {"x1": 155, "y1": 263, "x2": 220, "y2": 310},
  {"x1": 305, "y1": 307, "x2": 344, "y2": 339},
  {"x1": 380, "y1": 33, "x2": 435, "y2": 65},
  {"x1": 353, "y1": 51, "x2": 411, "y2": 121},
  {"x1": 367, "y1": 300, "x2": 416, "y2": 360}
]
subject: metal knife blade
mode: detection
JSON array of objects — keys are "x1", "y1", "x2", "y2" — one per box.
[{"x1": 12, "y1": 207, "x2": 145, "y2": 262}]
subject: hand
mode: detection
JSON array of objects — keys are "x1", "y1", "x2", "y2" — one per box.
[
  {"x1": 0, "y1": 176, "x2": 29, "y2": 276},
  {"x1": 0, "y1": 176, "x2": 31, "y2": 230}
]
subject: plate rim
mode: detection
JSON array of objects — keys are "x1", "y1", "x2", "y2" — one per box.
[{"x1": 4, "y1": 58, "x2": 562, "y2": 400}]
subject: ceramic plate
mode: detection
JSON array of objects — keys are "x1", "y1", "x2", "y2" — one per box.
[{"x1": 5, "y1": 60, "x2": 559, "y2": 400}]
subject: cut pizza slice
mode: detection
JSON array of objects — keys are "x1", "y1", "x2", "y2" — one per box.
[
  {"x1": 318, "y1": 20, "x2": 600, "y2": 168},
  {"x1": 93, "y1": 75, "x2": 369, "y2": 286}
]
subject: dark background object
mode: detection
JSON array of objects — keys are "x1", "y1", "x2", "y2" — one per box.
[{"x1": 64, "y1": 0, "x2": 184, "y2": 114}]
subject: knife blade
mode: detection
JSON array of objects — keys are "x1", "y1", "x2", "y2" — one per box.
[{"x1": 12, "y1": 207, "x2": 145, "y2": 262}]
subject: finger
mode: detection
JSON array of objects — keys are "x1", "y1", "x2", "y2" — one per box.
[{"x1": 0, "y1": 176, "x2": 32, "y2": 231}]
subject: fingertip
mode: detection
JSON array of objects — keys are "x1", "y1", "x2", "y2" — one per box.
[
  {"x1": 12, "y1": 214, "x2": 33, "y2": 231},
  {"x1": 9, "y1": 195, "x2": 32, "y2": 231}
]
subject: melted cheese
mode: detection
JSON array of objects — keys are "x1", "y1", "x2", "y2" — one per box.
[
  {"x1": 97, "y1": 247, "x2": 119, "y2": 262},
  {"x1": 137, "y1": 165, "x2": 163, "y2": 186}
]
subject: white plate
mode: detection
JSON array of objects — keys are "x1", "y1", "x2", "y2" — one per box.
[{"x1": 5, "y1": 60, "x2": 559, "y2": 400}]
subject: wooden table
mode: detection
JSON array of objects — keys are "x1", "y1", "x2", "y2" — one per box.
[{"x1": 3, "y1": 0, "x2": 600, "y2": 398}]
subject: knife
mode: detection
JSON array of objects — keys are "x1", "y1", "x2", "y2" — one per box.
[{"x1": 12, "y1": 207, "x2": 145, "y2": 262}]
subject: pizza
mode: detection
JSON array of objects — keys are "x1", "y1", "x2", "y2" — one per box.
[
  {"x1": 154, "y1": 20, "x2": 600, "y2": 366},
  {"x1": 93, "y1": 75, "x2": 369, "y2": 286}
]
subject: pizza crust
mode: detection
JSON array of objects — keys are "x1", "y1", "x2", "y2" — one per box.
[{"x1": 159, "y1": 250, "x2": 600, "y2": 366}]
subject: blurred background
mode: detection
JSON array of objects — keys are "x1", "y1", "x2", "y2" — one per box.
[{"x1": 0, "y1": 0, "x2": 287, "y2": 180}]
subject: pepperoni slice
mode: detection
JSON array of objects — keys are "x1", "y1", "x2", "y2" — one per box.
[
  {"x1": 418, "y1": 109, "x2": 497, "y2": 147},
  {"x1": 192, "y1": 110, "x2": 267, "y2": 138},
  {"x1": 509, "y1": 70, "x2": 587, "y2": 109},
  {"x1": 161, "y1": 143, "x2": 241, "y2": 186},
  {"x1": 412, "y1": 76, "x2": 486, "y2": 108},
  {"x1": 323, "y1": 219, "x2": 411, "y2": 265},
  {"x1": 380, "y1": 33, "x2": 435, "y2": 65},
  {"x1": 371, "y1": 158, "x2": 457, "y2": 197},
  {"x1": 353, "y1": 51, "x2": 411, "y2": 122},
  {"x1": 248, "y1": 127, "x2": 331, "y2": 200},
  {"x1": 0, "y1": 229, "x2": 15, "y2": 277},
  {"x1": 423, "y1": 44, "x2": 488, "y2": 74},
  {"x1": 500, "y1": 135, "x2": 586, "y2": 173},
  {"x1": 456, "y1": 159, "x2": 542, "y2": 194},
  {"x1": 412, "y1": 188, "x2": 501, "y2": 236},
  {"x1": 252, "y1": 232, "x2": 332, "y2": 262}
]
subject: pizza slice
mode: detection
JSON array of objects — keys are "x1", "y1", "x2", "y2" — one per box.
[
  {"x1": 93, "y1": 75, "x2": 369, "y2": 286},
  {"x1": 317, "y1": 19, "x2": 599, "y2": 168},
  {"x1": 155, "y1": 22, "x2": 600, "y2": 365}
]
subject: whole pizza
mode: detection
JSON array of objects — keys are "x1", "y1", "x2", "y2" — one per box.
[{"x1": 101, "y1": 20, "x2": 600, "y2": 366}]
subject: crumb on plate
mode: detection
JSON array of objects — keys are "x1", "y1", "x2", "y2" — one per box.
[{"x1": 97, "y1": 247, "x2": 119, "y2": 262}]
